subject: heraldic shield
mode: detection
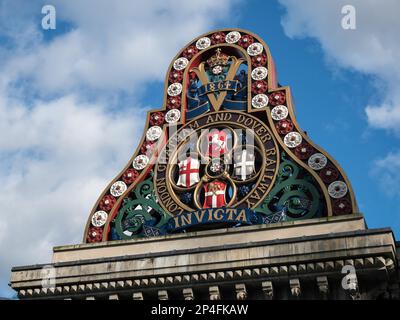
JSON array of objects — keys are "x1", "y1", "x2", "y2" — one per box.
[
  {"x1": 176, "y1": 157, "x2": 200, "y2": 188},
  {"x1": 233, "y1": 149, "x2": 255, "y2": 181},
  {"x1": 203, "y1": 181, "x2": 227, "y2": 209},
  {"x1": 206, "y1": 129, "x2": 228, "y2": 157},
  {"x1": 84, "y1": 29, "x2": 358, "y2": 242}
]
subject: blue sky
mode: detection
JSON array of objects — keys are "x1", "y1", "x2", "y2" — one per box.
[{"x1": 1, "y1": 0, "x2": 399, "y2": 298}]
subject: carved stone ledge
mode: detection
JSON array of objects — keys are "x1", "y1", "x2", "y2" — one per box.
[
  {"x1": 132, "y1": 292, "x2": 143, "y2": 300},
  {"x1": 290, "y1": 278, "x2": 301, "y2": 298},
  {"x1": 11, "y1": 225, "x2": 397, "y2": 300},
  {"x1": 15, "y1": 254, "x2": 394, "y2": 299},
  {"x1": 317, "y1": 276, "x2": 329, "y2": 297},
  {"x1": 183, "y1": 288, "x2": 194, "y2": 300},
  {"x1": 262, "y1": 281, "x2": 273, "y2": 300},
  {"x1": 158, "y1": 290, "x2": 169, "y2": 300},
  {"x1": 235, "y1": 283, "x2": 247, "y2": 300},
  {"x1": 209, "y1": 286, "x2": 221, "y2": 300}
]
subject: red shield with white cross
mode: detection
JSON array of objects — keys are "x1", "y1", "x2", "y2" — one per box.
[
  {"x1": 177, "y1": 157, "x2": 200, "y2": 187},
  {"x1": 203, "y1": 181, "x2": 227, "y2": 208},
  {"x1": 206, "y1": 130, "x2": 228, "y2": 157}
]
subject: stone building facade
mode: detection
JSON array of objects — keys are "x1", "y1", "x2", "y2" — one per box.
[
  {"x1": 10, "y1": 29, "x2": 400, "y2": 300},
  {"x1": 10, "y1": 214, "x2": 400, "y2": 300}
]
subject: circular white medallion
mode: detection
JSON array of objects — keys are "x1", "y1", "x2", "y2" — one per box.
[
  {"x1": 210, "y1": 162, "x2": 223, "y2": 173},
  {"x1": 110, "y1": 181, "x2": 127, "y2": 197},
  {"x1": 133, "y1": 154, "x2": 149, "y2": 170},
  {"x1": 308, "y1": 153, "x2": 328, "y2": 171},
  {"x1": 247, "y1": 43, "x2": 264, "y2": 56},
  {"x1": 173, "y1": 57, "x2": 189, "y2": 71},
  {"x1": 167, "y1": 83, "x2": 182, "y2": 96},
  {"x1": 146, "y1": 126, "x2": 162, "y2": 141},
  {"x1": 225, "y1": 31, "x2": 241, "y2": 44},
  {"x1": 165, "y1": 109, "x2": 181, "y2": 124},
  {"x1": 328, "y1": 181, "x2": 348, "y2": 199},
  {"x1": 196, "y1": 37, "x2": 211, "y2": 50},
  {"x1": 252, "y1": 94, "x2": 269, "y2": 109},
  {"x1": 212, "y1": 65, "x2": 223, "y2": 75},
  {"x1": 251, "y1": 67, "x2": 268, "y2": 80},
  {"x1": 271, "y1": 105, "x2": 289, "y2": 121},
  {"x1": 284, "y1": 132, "x2": 302, "y2": 148},
  {"x1": 91, "y1": 210, "x2": 108, "y2": 227}
]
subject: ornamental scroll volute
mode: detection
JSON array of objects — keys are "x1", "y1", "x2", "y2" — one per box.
[{"x1": 83, "y1": 29, "x2": 358, "y2": 243}]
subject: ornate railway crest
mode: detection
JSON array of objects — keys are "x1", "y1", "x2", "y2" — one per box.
[
  {"x1": 83, "y1": 29, "x2": 358, "y2": 243},
  {"x1": 154, "y1": 111, "x2": 279, "y2": 216}
]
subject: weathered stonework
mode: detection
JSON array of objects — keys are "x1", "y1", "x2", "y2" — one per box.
[{"x1": 10, "y1": 214, "x2": 400, "y2": 300}]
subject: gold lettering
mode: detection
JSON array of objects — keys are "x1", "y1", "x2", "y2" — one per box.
[
  {"x1": 190, "y1": 121, "x2": 199, "y2": 129},
  {"x1": 158, "y1": 185, "x2": 168, "y2": 194},
  {"x1": 223, "y1": 113, "x2": 232, "y2": 121},
  {"x1": 246, "y1": 198, "x2": 256, "y2": 207},
  {"x1": 168, "y1": 203, "x2": 176, "y2": 211},
  {"x1": 260, "y1": 132, "x2": 272, "y2": 143},
  {"x1": 206, "y1": 115, "x2": 215, "y2": 124},
  {"x1": 173, "y1": 216, "x2": 180, "y2": 228},
  {"x1": 180, "y1": 214, "x2": 192, "y2": 227},
  {"x1": 164, "y1": 198, "x2": 175, "y2": 208},
  {"x1": 237, "y1": 114, "x2": 246, "y2": 124},
  {"x1": 235, "y1": 210, "x2": 247, "y2": 223},
  {"x1": 256, "y1": 127, "x2": 266, "y2": 136},
  {"x1": 258, "y1": 181, "x2": 271, "y2": 193},
  {"x1": 226, "y1": 208, "x2": 236, "y2": 220},
  {"x1": 265, "y1": 158, "x2": 277, "y2": 166},
  {"x1": 208, "y1": 209, "x2": 214, "y2": 221},
  {"x1": 194, "y1": 210, "x2": 206, "y2": 223},
  {"x1": 215, "y1": 113, "x2": 225, "y2": 122},
  {"x1": 244, "y1": 118, "x2": 253, "y2": 127},
  {"x1": 213, "y1": 209, "x2": 224, "y2": 221},
  {"x1": 250, "y1": 190, "x2": 261, "y2": 200},
  {"x1": 265, "y1": 147, "x2": 276, "y2": 157}
]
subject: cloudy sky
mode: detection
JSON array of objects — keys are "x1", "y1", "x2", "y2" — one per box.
[{"x1": 1, "y1": 0, "x2": 399, "y2": 297}]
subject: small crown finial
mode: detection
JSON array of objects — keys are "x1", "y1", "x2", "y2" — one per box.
[{"x1": 207, "y1": 48, "x2": 229, "y2": 68}]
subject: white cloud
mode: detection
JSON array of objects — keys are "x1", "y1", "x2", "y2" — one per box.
[
  {"x1": 371, "y1": 151, "x2": 400, "y2": 197},
  {"x1": 365, "y1": 103, "x2": 400, "y2": 131},
  {"x1": 0, "y1": 0, "x2": 238, "y2": 297},
  {"x1": 278, "y1": 0, "x2": 400, "y2": 133},
  {"x1": 2, "y1": 0, "x2": 237, "y2": 96},
  {"x1": 0, "y1": 93, "x2": 141, "y2": 297}
]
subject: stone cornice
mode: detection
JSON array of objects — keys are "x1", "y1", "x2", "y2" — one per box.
[{"x1": 10, "y1": 225, "x2": 398, "y2": 299}]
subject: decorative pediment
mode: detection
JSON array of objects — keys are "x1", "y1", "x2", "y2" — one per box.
[{"x1": 84, "y1": 29, "x2": 357, "y2": 243}]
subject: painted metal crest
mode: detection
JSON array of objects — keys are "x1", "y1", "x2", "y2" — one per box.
[{"x1": 84, "y1": 29, "x2": 358, "y2": 243}]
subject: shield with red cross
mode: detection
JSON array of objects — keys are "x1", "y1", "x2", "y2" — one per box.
[
  {"x1": 176, "y1": 157, "x2": 200, "y2": 187},
  {"x1": 203, "y1": 180, "x2": 227, "y2": 208},
  {"x1": 206, "y1": 130, "x2": 228, "y2": 157}
]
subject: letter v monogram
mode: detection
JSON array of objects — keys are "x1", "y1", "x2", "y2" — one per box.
[{"x1": 191, "y1": 55, "x2": 245, "y2": 112}]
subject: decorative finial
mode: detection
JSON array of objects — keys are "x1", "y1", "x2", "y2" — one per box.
[{"x1": 207, "y1": 48, "x2": 230, "y2": 68}]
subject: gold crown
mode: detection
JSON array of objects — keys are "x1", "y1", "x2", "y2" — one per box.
[{"x1": 207, "y1": 48, "x2": 230, "y2": 68}]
